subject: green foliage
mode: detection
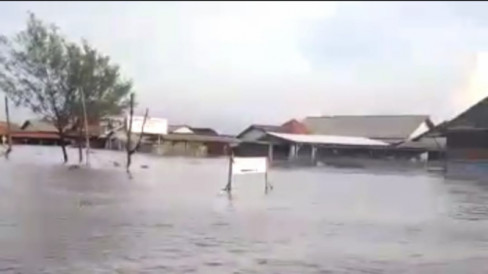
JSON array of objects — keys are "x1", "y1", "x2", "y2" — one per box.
[
  {"x1": 0, "y1": 12, "x2": 133, "y2": 130},
  {"x1": 70, "y1": 40, "x2": 133, "y2": 125},
  {"x1": 0, "y1": 12, "x2": 74, "y2": 130}
]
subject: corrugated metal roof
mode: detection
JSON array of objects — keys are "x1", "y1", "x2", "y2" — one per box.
[
  {"x1": 190, "y1": 128, "x2": 219, "y2": 136},
  {"x1": 21, "y1": 120, "x2": 58, "y2": 132},
  {"x1": 443, "y1": 96, "x2": 488, "y2": 131},
  {"x1": 162, "y1": 134, "x2": 239, "y2": 144},
  {"x1": 280, "y1": 119, "x2": 309, "y2": 134},
  {"x1": 267, "y1": 132, "x2": 389, "y2": 147},
  {"x1": 0, "y1": 121, "x2": 20, "y2": 135},
  {"x1": 251, "y1": 124, "x2": 286, "y2": 132},
  {"x1": 236, "y1": 124, "x2": 288, "y2": 139},
  {"x1": 168, "y1": 125, "x2": 192, "y2": 133},
  {"x1": 303, "y1": 115, "x2": 430, "y2": 140},
  {"x1": 11, "y1": 132, "x2": 60, "y2": 139},
  {"x1": 398, "y1": 137, "x2": 446, "y2": 151}
]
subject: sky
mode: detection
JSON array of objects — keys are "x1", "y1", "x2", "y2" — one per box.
[{"x1": 0, "y1": 1, "x2": 488, "y2": 134}]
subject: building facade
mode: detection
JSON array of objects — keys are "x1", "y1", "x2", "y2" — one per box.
[{"x1": 433, "y1": 97, "x2": 488, "y2": 179}]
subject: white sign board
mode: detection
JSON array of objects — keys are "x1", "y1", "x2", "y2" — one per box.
[
  {"x1": 127, "y1": 116, "x2": 168, "y2": 135},
  {"x1": 232, "y1": 157, "x2": 267, "y2": 175}
]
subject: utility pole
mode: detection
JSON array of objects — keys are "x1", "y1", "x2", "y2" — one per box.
[{"x1": 80, "y1": 88, "x2": 90, "y2": 166}]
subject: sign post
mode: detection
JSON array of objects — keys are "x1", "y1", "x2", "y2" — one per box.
[
  {"x1": 224, "y1": 155, "x2": 269, "y2": 194},
  {"x1": 224, "y1": 150, "x2": 234, "y2": 192},
  {"x1": 264, "y1": 157, "x2": 269, "y2": 194}
]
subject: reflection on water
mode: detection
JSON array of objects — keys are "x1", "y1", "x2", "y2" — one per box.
[{"x1": 1, "y1": 145, "x2": 488, "y2": 273}]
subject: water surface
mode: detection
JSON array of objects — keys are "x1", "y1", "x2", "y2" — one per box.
[{"x1": 1, "y1": 145, "x2": 488, "y2": 273}]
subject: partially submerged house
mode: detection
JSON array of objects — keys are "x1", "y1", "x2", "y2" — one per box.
[
  {"x1": 303, "y1": 115, "x2": 433, "y2": 145},
  {"x1": 0, "y1": 121, "x2": 20, "y2": 144},
  {"x1": 7, "y1": 118, "x2": 108, "y2": 147},
  {"x1": 429, "y1": 96, "x2": 488, "y2": 178},
  {"x1": 104, "y1": 115, "x2": 169, "y2": 151},
  {"x1": 190, "y1": 127, "x2": 219, "y2": 136},
  {"x1": 235, "y1": 119, "x2": 387, "y2": 164},
  {"x1": 168, "y1": 125, "x2": 219, "y2": 136},
  {"x1": 154, "y1": 126, "x2": 230, "y2": 156},
  {"x1": 105, "y1": 117, "x2": 236, "y2": 157},
  {"x1": 64, "y1": 119, "x2": 112, "y2": 149},
  {"x1": 151, "y1": 133, "x2": 238, "y2": 157},
  {"x1": 303, "y1": 115, "x2": 440, "y2": 160},
  {"x1": 168, "y1": 125, "x2": 194, "y2": 134},
  {"x1": 236, "y1": 115, "x2": 438, "y2": 166},
  {"x1": 12, "y1": 120, "x2": 62, "y2": 145},
  {"x1": 235, "y1": 121, "x2": 305, "y2": 159}
]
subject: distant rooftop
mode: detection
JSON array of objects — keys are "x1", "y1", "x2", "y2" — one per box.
[
  {"x1": 303, "y1": 115, "x2": 431, "y2": 141},
  {"x1": 190, "y1": 127, "x2": 218, "y2": 136},
  {"x1": 20, "y1": 119, "x2": 58, "y2": 132},
  {"x1": 441, "y1": 96, "x2": 488, "y2": 131},
  {"x1": 0, "y1": 121, "x2": 20, "y2": 134},
  {"x1": 267, "y1": 132, "x2": 389, "y2": 147}
]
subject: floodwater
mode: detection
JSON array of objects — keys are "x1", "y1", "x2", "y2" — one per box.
[{"x1": 1, "y1": 146, "x2": 488, "y2": 273}]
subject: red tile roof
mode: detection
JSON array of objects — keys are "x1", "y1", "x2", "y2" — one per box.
[
  {"x1": 280, "y1": 119, "x2": 309, "y2": 134},
  {"x1": 11, "y1": 131, "x2": 60, "y2": 139},
  {"x1": 0, "y1": 121, "x2": 20, "y2": 135}
]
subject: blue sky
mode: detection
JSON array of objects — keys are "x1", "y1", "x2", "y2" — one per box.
[{"x1": 0, "y1": 1, "x2": 488, "y2": 134}]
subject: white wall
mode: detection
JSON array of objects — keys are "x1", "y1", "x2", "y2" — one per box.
[
  {"x1": 127, "y1": 116, "x2": 168, "y2": 135},
  {"x1": 171, "y1": 126, "x2": 194, "y2": 134}
]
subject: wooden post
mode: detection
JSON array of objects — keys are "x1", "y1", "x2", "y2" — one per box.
[
  {"x1": 265, "y1": 156, "x2": 269, "y2": 194},
  {"x1": 224, "y1": 146, "x2": 234, "y2": 192},
  {"x1": 288, "y1": 144, "x2": 298, "y2": 162},
  {"x1": 80, "y1": 88, "x2": 90, "y2": 166},
  {"x1": 268, "y1": 144, "x2": 274, "y2": 164},
  {"x1": 126, "y1": 94, "x2": 134, "y2": 172},
  {"x1": 311, "y1": 145, "x2": 317, "y2": 165},
  {"x1": 4, "y1": 96, "x2": 12, "y2": 159}
]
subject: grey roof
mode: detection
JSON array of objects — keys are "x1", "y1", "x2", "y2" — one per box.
[
  {"x1": 443, "y1": 96, "x2": 488, "y2": 131},
  {"x1": 303, "y1": 115, "x2": 430, "y2": 140},
  {"x1": 249, "y1": 124, "x2": 285, "y2": 132},
  {"x1": 414, "y1": 121, "x2": 448, "y2": 139},
  {"x1": 0, "y1": 121, "x2": 20, "y2": 132},
  {"x1": 161, "y1": 134, "x2": 239, "y2": 143},
  {"x1": 20, "y1": 120, "x2": 58, "y2": 132},
  {"x1": 190, "y1": 127, "x2": 219, "y2": 136},
  {"x1": 398, "y1": 137, "x2": 446, "y2": 151},
  {"x1": 236, "y1": 124, "x2": 285, "y2": 138},
  {"x1": 168, "y1": 125, "x2": 191, "y2": 133}
]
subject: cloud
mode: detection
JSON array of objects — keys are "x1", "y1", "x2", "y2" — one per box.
[{"x1": 1, "y1": 2, "x2": 488, "y2": 133}]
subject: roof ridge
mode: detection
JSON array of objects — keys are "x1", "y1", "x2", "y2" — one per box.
[{"x1": 306, "y1": 115, "x2": 429, "y2": 118}]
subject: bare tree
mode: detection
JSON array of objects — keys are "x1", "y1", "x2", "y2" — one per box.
[{"x1": 125, "y1": 93, "x2": 148, "y2": 173}]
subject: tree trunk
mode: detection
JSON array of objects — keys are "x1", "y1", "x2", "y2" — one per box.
[
  {"x1": 61, "y1": 141, "x2": 68, "y2": 163},
  {"x1": 80, "y1": 88, "x2": 90, "y2": 166},
  {"x1": 126, "y1": 151, "x2": 132, "y2": 172},
  {"x1": 4, "y1": 97, "x2": 12, "y2": 159},
  {"x1": 77, "y1": 119, "x2": 83, "y2": 163},
  {"x1": 59, "y1": 131, "x2": 68, "y2": 163},
  {"x1": 125, "y1": 93, "x2": 149, "y2": 174}
]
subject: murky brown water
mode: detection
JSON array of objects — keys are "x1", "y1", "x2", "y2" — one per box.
[{"x1": 1, "y1": 145, "x2": 488, "y2": 273}]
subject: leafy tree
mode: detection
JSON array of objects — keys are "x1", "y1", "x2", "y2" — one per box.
[
  {"x1": 0, "y1": 13, "x2": 133, "y2": 164},
  {"x1": 0, "y1": 13, "x2": 76, "y2": 162},
  {"x1": 70, "y1": 41, "x2": 132, "y2": 163}
]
